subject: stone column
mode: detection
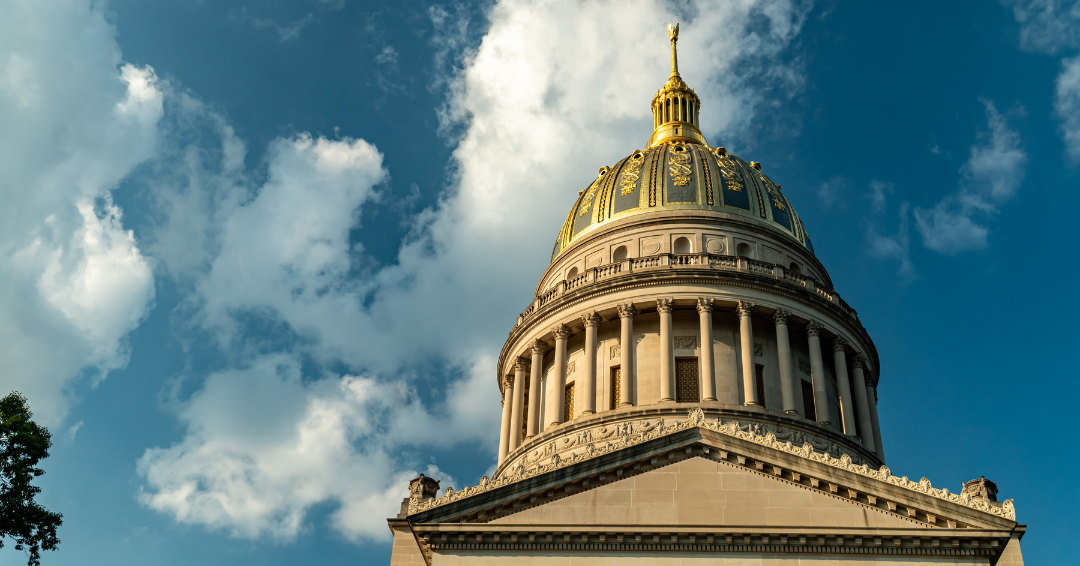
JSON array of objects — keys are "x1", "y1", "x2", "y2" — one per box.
[
  {"x1": 866, "y1": 373, "x2": 885, "y2": 461},
  {"x1": 657, "y1": 299, "x2": 675, "y2": 402},
  {"x1": 497, "y1": 376, "x2": 513, "y2": 464},
  {"x1": 527, "y1": 340, "x2": 544, "y2": 438},
  {"x1": 737, "y1": 301, "x2": 759, "y2": 406},
  {"x1": 697, "y1": 298, "x2": 716, "y2": 401},
  {"x1": 774, "y1": 309, "x2": 797, "y2": 414},
  {"x1": 833, "y1": 336, "x2": 857, "y2": 437},
  {"x1": 580, "y1": 312, "x2": 600, "y2": 415},
  {"x1": 851, "y1": 354, "x2": 876, "y2": 452},
  {"x1": 617, "y1": 303, "x2": 635, "y2": 407},
  {"x1": 509, "y1": 357, "x2": 528, "y2": 452},
  {"x1": 546, "y1": 324, "x2": 570, "y2": 427},
  {"x1": 806, "y1": 321, "x2": 830, "y2": 426}
]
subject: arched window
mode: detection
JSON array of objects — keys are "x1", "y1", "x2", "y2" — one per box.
[
  {"x1": 788, "y1": 262, "x2": 802, "y2": 275},
  {"x1": 567, "y1": 267, "x2": 579, "y2": 279},
  {"x1": 612, "y1": 245, "x2": 628, "y2": 262},
  {"x1": 736, "y1": 243, "x2": 753, "y2": 259},
  {"x1": 673, "y1": 237, "x2": 692, "y2": 254}
]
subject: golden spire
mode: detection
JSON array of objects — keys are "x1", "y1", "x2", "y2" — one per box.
[
  {"x1": 668, "y1": 22, "x2": 680, "y2": 78},
  {"x1": 647, "y1": 22, "x2": 707, "y2": 148}
]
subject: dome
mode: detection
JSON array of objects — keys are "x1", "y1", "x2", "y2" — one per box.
[
  {"x1": 550, "y1": 22, "x2": 813, "y2": 262},
  {"x1": 551, "y1": 144, "x2": 814, "y2": 262}
]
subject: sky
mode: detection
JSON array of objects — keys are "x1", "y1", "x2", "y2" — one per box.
[{"x1": 0, "y1": 0, "x2": 1077, "y2": 564}]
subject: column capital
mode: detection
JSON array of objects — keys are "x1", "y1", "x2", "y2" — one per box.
[
  {"x1": 773, "y1": 308, "x2": 791, "y2": 326},
  {"x1": 503, "y1": 375, "x2": 514, "y2": 390},
  {"x1": 531, "y1": 339, "x2": 546, "y2": 355},
  {"x1": 514, "y1": 356, "x2": 530, "y2": 371},
  {"x1": 550, "y1": 323, "x2": 571, "y2": 340},
  {"x1": 581, "y1": 311, "x2": 601, "y2": 328},
  {"x1": 806, "y1": 320, "x2": 823, "y2": 337},
  {"x1": 852, "y1": 353, "x2": 867, "y2": 369},
  {"x1": 696, "y1": 297, "x2": 714, "y2": 313},
  {"x1": 617, "y1": 303, "x2": 636, "y2": 319},
  {"x1": 832, "y1": 335, "x2": 848, "y2": 352},
  {"x1": 656, "y1": 298, "x2": 674, "y2": 314},
  {"x1": 736, "y1": 300, "x2": 755, "y2": 318}
]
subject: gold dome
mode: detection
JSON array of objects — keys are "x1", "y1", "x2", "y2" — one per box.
[{"x1": 551, "y1": 24, "x2": 814, "y2": 262}]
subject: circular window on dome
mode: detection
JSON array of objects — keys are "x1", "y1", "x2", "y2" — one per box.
[
  {"x1": 673, "y1": 237, "x2": 692, "y2": 254},
  {"x1": 612, "y1": 245, "x2": 628, "y2": 262}
]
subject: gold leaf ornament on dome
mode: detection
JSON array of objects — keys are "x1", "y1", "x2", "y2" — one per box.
[
  {"x1": 668, "y1": 143, "x2": 692, "y2": 186},
  {"x1": 577, "y1": 169, "x2": 605, "y2": 217},
  {"x1": 618, "y1": 151, "x2": 645, "y2": 195},
  {"x1": 713, "y1": 148, "x2": 744, "y2": 192}
]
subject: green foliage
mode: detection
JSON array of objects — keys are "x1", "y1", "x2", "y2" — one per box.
[{"x1": 0, "y1": 393, "x2": 62, "y2": 566}]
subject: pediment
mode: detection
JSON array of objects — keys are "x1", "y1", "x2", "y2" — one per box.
[
  {"x1": 408, "y1": 419, "x2": 1017, "y2": 534},
  {"x1": 490, "y1": 456, "x2": 920, "y2": 530}
]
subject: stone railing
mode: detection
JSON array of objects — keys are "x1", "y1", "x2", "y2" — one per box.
[{"x1": 517, "y1": 254, "x2": 857, "y2": 327}]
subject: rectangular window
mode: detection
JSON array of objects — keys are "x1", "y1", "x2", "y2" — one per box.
[
  {"x1": 675, "y1": 358, "x2": 699, "y2": 403},
  {"x1": 801, "y1": 379, "x2": 816, "y2": 421},
  {"x1": 755, "y1": 364, "x2": 766, "y2": 408},
  {"x1": 563, "y1": 382, "x2": 575, "y2": 422},
  {"x1": 610, "y1": 367, "x2": 621, "y2": 410}
]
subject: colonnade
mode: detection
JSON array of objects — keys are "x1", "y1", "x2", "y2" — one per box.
[{"x1": 497, "y1": 298, "x2": 883, "y2": 465}]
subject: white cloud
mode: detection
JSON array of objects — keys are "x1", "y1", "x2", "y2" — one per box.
[
  {"x1": 137, "y1": 0, "x2": 812, "y2": 543},
  {"x1": 914, "y1": 100, "x2": 1026, "y2": 254},
  {"x1": 1007, "y1": 0, "x2": 1080, "y2": 54},
  {"x1": 1056, "y1": 55, "x2": 1080, "y2": 159},
  {"x1": 0, "y1": 0, "x2": 159, "y2": 426},
  {"x1": 865, "y1": 181, "x2": 913, "y2": 276}
]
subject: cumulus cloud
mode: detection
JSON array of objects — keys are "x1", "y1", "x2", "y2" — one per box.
[
  {"x1": 914, "y1": 100, "x2": 1026, "y2": 253},
  {"x1": 138, "y1": 354, "x2": 480, "y2": 540},
  {"x1": 136, "y1": 0, "x2": 814, "y2": 543},
  {"x1": 0, "y1": 0, "x2": 159, "y2": 425}
]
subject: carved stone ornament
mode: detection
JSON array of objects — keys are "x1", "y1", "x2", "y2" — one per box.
[
  {"x1": 551, "y1": 323, "x2": 571, "y2": 340},
  {"x1": 673, "y1": 336, "x2": 697, "y2": 350},
  {"x1": 513, "y1": 357, "x2": 530, "y2": 372},
  {"x1": 581, "y1": 311, "x2": 601, "y2": 328},
  {"x1": 566, "y1": 361, "x2": 577, "y2": 375},
  {"x1": 833, "y1": 336, "x2": 848, "y2": 352},
  {"x1": 610, "y1": 344, "x2": 621, "y2": 359},
  {"x1": 852, "y1": 353, "x2": 867, "y2": 370},
  {"x1": 408, "y1": 474, "x2": 441, "y2": 501},
  {"x1": 656, "y1": 298, "x2": 674, "y2": 314},
  {"x1": 736, "y1": 300, "x2": 755, "y2": 318},
  {"x1": 773, "y1": 308, "x2": 790, "y2": 326},
  {"x1": 806, "y1": 320, "x2": 822, "y2": 337},
  {"x1": 753, "y1": 343, "x2": 764, "y2": 357},
  {"x1": 617, "y1": 303, "x2": 636, "y2": 319},
  {"x1": 531, "y1": 339, "x2": 546, "y2": 355},
  {"x1": 696, "y1": 297, "x2": 714, "y2": 313},
  {"x1": 798, "y1": 359, "x2": 812, "y2": 374},
  {"x1": 409, "y1": 407, "x2": 1017, "y2": 522},
  {"x1": 961, "y1": 476, "x2": 999, "y2": 502}
]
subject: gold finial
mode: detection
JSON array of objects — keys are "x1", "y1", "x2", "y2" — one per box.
[
  {"x1": 667, "y1": 22, "x2": 680, "y2": 77},
  {"x1": 647, "y1": 23, "x2": 707, "y2": 148}
]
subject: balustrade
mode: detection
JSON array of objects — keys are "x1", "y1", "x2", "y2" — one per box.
[{"x1": 517, "y1": 254, "x2": 856, "y2": 326}]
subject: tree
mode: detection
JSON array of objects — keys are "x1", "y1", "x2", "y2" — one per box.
[{"x1": 0, "y1": 393, "x2": 61, "y2": 566}]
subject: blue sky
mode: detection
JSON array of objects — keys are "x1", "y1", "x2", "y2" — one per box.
[{"x1": 1, "y1": 0, "x2": 1077, "y2": 564}]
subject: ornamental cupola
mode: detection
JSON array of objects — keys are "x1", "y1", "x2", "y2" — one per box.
[{"x1": 647, "y1": 23, "x2": 708, "y2": 148}]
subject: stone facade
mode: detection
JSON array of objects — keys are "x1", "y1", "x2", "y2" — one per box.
[{"x1": 387, "y1": 27, "x2": 1026, "y2": 566}]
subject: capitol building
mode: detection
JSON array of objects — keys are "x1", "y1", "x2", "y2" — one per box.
[{"x1": 387, "y1": 25, "x2": 1026, "y2": 565}]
